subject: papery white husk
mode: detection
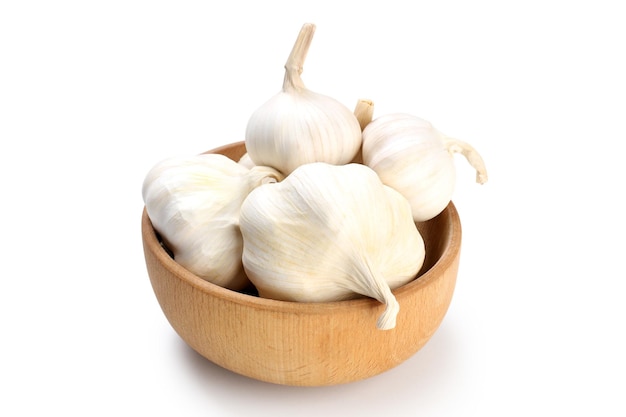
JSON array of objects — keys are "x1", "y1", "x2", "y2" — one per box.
[
  {"x1": 239, "y1": 162, "x2": 425, "y2": 330},
  {"x1": 142, "y1": 153, "x2": 283, "y2": 290},
  {"x1": 238, "y1": 153, "x2": 255, "y2": 169}
]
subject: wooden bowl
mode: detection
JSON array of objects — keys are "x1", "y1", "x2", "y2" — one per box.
[{"x1": 141, "y1": 141, "x2": 462, "y2": 386}]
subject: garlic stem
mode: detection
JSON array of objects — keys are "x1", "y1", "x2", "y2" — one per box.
[
  {"x1": 443, "y1": 136, "x2": 489, "y2": 184},
  {"x1": 283, "y1": 23, "x2": 316, "y2": 92},
  {"x1": 247, "y1": 165, "x2": 285, "y2": 185},
  {"x1": 351, "y1": 259, "x2": 401, "y2": 330},
  {"x1": 353, "y1": 99, "x2": 374, "y2": 131},
  {"x1": 376, "y1": 292, "x2": 400, "y2": 331}
]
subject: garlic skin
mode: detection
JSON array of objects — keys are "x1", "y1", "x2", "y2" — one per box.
[
  {"x1": 245, "y1": 23, "x2": 362, "y2": 175},
  {"x1": 239, "y1": 162, "x2": 425, "y2": 330},
  {"x1": 238, "y1": 153, "x2": 255, "y2": 169},
  {"x1": 142, "y1": 153, "x2": 283, "y2": 290},
  {"x1": 362, "y1": 113, "x2": 488, "y2": 222}
]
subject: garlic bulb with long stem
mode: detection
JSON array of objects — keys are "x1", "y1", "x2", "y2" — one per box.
[
  {"x1": 239, "y1": 162, "x2": 425, "y2": 330},
  {"x1": 245, "y1": 23, "x2": 362, "y2": 175},
  {"x1": 362, "y1": 113, "x2": 487, "y2": 222},
  {"x1": 142, "y1": 153, "x2": 283, "y2": 290}
]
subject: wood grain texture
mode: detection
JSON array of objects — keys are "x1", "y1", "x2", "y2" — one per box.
[{"x1": 141, "y1": 141, "x2": 462, "y2": 386}]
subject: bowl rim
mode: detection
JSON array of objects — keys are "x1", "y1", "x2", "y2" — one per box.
[{"x1": 142, "y1": 199, "x2": 461, "y2": 313}]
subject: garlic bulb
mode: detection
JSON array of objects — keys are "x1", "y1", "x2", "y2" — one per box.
[
  {"x1": 239, "y1": 162, "x2": 425, "y2": 330},
  {"x1": 245, "y1": 23, "x2": 362, "y2": 175},
  {"x1": 142, "y1": 153, "x2": 283, "y2": 290},
  {"x1": 362, "y1": 113, "x2": 488, "y2": 222}
]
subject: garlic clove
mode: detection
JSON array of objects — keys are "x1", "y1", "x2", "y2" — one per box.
[
  {"x1": 239, "y1": 161, "x2": 425, "y2": 330},
  {"x1": 142, "y1": 153, "x2": 283, "y2": 290},
  {"x1": 362, "y1": 113, "x2": 487, "y2": 222},
  {"x1": 245, "y1": 23, "x2": 362, "y2": 175}
]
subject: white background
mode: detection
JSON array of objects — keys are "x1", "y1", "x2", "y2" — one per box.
[{"x1": 2, "y1": 1, "x2": 625, "y2": 415}]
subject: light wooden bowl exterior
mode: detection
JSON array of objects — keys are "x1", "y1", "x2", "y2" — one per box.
[{"x1": 141, "y1": 142, "x2": 462, "y2": 386}]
